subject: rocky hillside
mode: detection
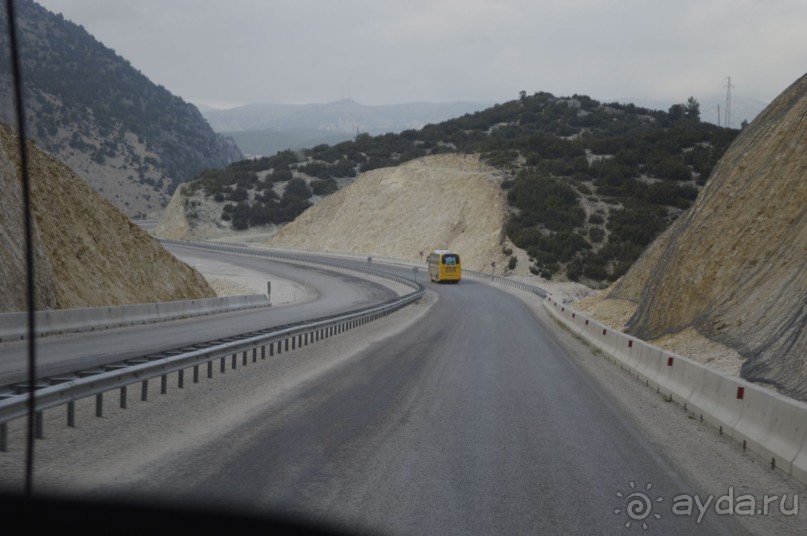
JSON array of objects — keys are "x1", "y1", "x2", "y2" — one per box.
[
  {"x1": 164, "y1": 90, "x2": 738, "y2": 285},
  {"x1": 0, "y1": 123, "x2": 215, "y2": 312},
  {"x1": 583, "y1": 73, "x2": 807, "y2": 400},
  {"x1": 0, "y1": 0, "x2": 242, "y2": 217},
  {"x1": 268, "y1": 154, "x2": 523, "y2": 273}
]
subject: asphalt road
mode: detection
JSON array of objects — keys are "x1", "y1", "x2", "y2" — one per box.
[
  {"x1": 88, "y1": 267, "x2": 751, "y2": 536},
  {"x1": 2, "y1": 247, "x2": 793, "y2": 535},
  {"x1": 0, "y1": 246, "x2": 397, "y2": 386}
]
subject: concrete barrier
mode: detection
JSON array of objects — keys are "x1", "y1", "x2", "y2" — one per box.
[
  {"x1": 633, "y1": 341, "x2": 664, "y2": 389},
  {"x1": 733, "y1": 385, "x2": 777, "y2": 456},
  {"x1": 0, "y1": 294, "x2": 269, "y2": 341},
  {"x1": 655, "y1": 353, "x2": 704, "y2": 404},
  {"x1": 542, "y1": 298, "x2": 807, "y2": 484}
]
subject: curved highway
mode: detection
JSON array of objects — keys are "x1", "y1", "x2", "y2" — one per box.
[
  {"x1": 0, "y1": 245, "x2": 398, "y2": 386},
  {"x1": 2, "y1": 246, "x2": 801, "y2": 535}
]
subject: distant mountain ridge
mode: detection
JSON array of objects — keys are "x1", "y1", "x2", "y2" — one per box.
[
  {"x1": 202, "y1": 99, "x2": 493, "y2": 156},
  {"x1": 0, "y1": 0, "x2": 242, "y2": 216}
]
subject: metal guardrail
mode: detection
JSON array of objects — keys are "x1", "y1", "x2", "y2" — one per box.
[
  {"x1": 461, "y1": 268, "x2": 548, "y2": 298},
  {"x1": 0, "y1": 244, "x2": 425, "y2": 450},
  {"x1": 0, "y1": 294, "x2": 270, "y2": 342}
]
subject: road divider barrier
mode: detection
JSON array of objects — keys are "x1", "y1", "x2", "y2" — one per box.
[
  {"x1": 0, "y1": 242, "x2": 425, "y2": 451},
  {"x1": 0, "y1": 295, "x2": 270, "y2": 342},
  {"x1": 544, "y1": 296, "x2": 807, "y2": 486}
]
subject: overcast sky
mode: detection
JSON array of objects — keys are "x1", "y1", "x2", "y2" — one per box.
[{"x1": 36, "y1": 0, "x2": 807, "y2": 113}]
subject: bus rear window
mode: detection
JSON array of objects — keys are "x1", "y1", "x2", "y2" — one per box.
[{"x1": 442, "y1": 254, "x2": 459, "y2": 265}]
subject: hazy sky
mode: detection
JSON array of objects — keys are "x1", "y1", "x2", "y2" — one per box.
[{"x1": 36, "y1": 0, "x2": 807, "y2": 112}]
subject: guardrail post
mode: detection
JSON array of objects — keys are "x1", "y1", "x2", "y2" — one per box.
[
  {"x1": 292, "y1": 337, "x2": 296, "y2": 350},
  {"x1": 178, "y1": 369, "x2": 184, "y2": 389},
  {"x1": 231, "y1": 353, "x2": 237, "y2": 370},
  {"x1": 207, "y1": 361, "x2": 213, "y2": 378},
  {"x1": 261, "y1": 346, "x2": 266, "y2": 359},
  {"x1": 67, "y1": 401, "x2": 75, "y2": 427},
  {"x1": 270, "y1": 342, "x2": 275, "y2": 356},
  {"x1": 96, "y1": 393, "x2": 103, "y2": 417},
  {"x1": 220, "y1": 357, "x2": 226, "y2": 373},
  {"x1": 285, "y1": 338, "x2": 289, "y2": 352},
  {"x1": 161, "y1": 374, "x2": 167, "y2": 394},
  {"x1": 242, "y1": 351, "x2": 248, "y2": 366},
  {"x1": 193, "y1": 364, "x2": 200, "y2": 383},
  {"x1": 120, "y1": 386, "x2": 127, "y2": 409},
  {"x1": 35, "y1": 412, "x2": 44, "y2": 439},
  {"x1": 141, "y1": 380, "x2": 148, "y2": 401},
  {"x1": 1, "y1": 423, "x2": 7, "y2": 451},
  {"x1": 253, "y1": 348, "x2": 257, "y2": 363}
]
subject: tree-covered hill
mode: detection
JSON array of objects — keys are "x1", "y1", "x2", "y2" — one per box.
[
  {"x1": 0, "y1": 0, "x2": 242, "y2": 216},
  {"x1": 180, "y1": 91, "x2": 738, "y2": 286}
]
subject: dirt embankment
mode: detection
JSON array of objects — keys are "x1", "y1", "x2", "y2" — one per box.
[
  {"x1": 581, "y1": 73, "x2": 807, "y2": 398},
  {"x1": 0, "y1": 123, "x2": 215, "y2": 312},
  {"x1": 268, "y1": 154, "x2": 528, "y2": 273}
]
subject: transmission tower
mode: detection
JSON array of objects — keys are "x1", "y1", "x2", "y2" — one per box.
[{"x1": 724, "y1": 76, "x2": 734, "y2": 128}]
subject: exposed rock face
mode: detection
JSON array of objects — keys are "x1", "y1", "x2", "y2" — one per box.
[
  {"x1": 268, "y1": 154, "x2": 518, "y2": 272},
  {"x1": 0, "y1": 128, "x2": 58, "y2": 311},
  {"x1": 605, "y1": 73, "x2": 807, "y2": 398},
  {"x1": 0, "y1": 123, "x2": 215, "y2": 312}
]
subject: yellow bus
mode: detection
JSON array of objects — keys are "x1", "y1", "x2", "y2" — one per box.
[{"x1": 427, "y1": 250, "x2": 461, "y2": 283}]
